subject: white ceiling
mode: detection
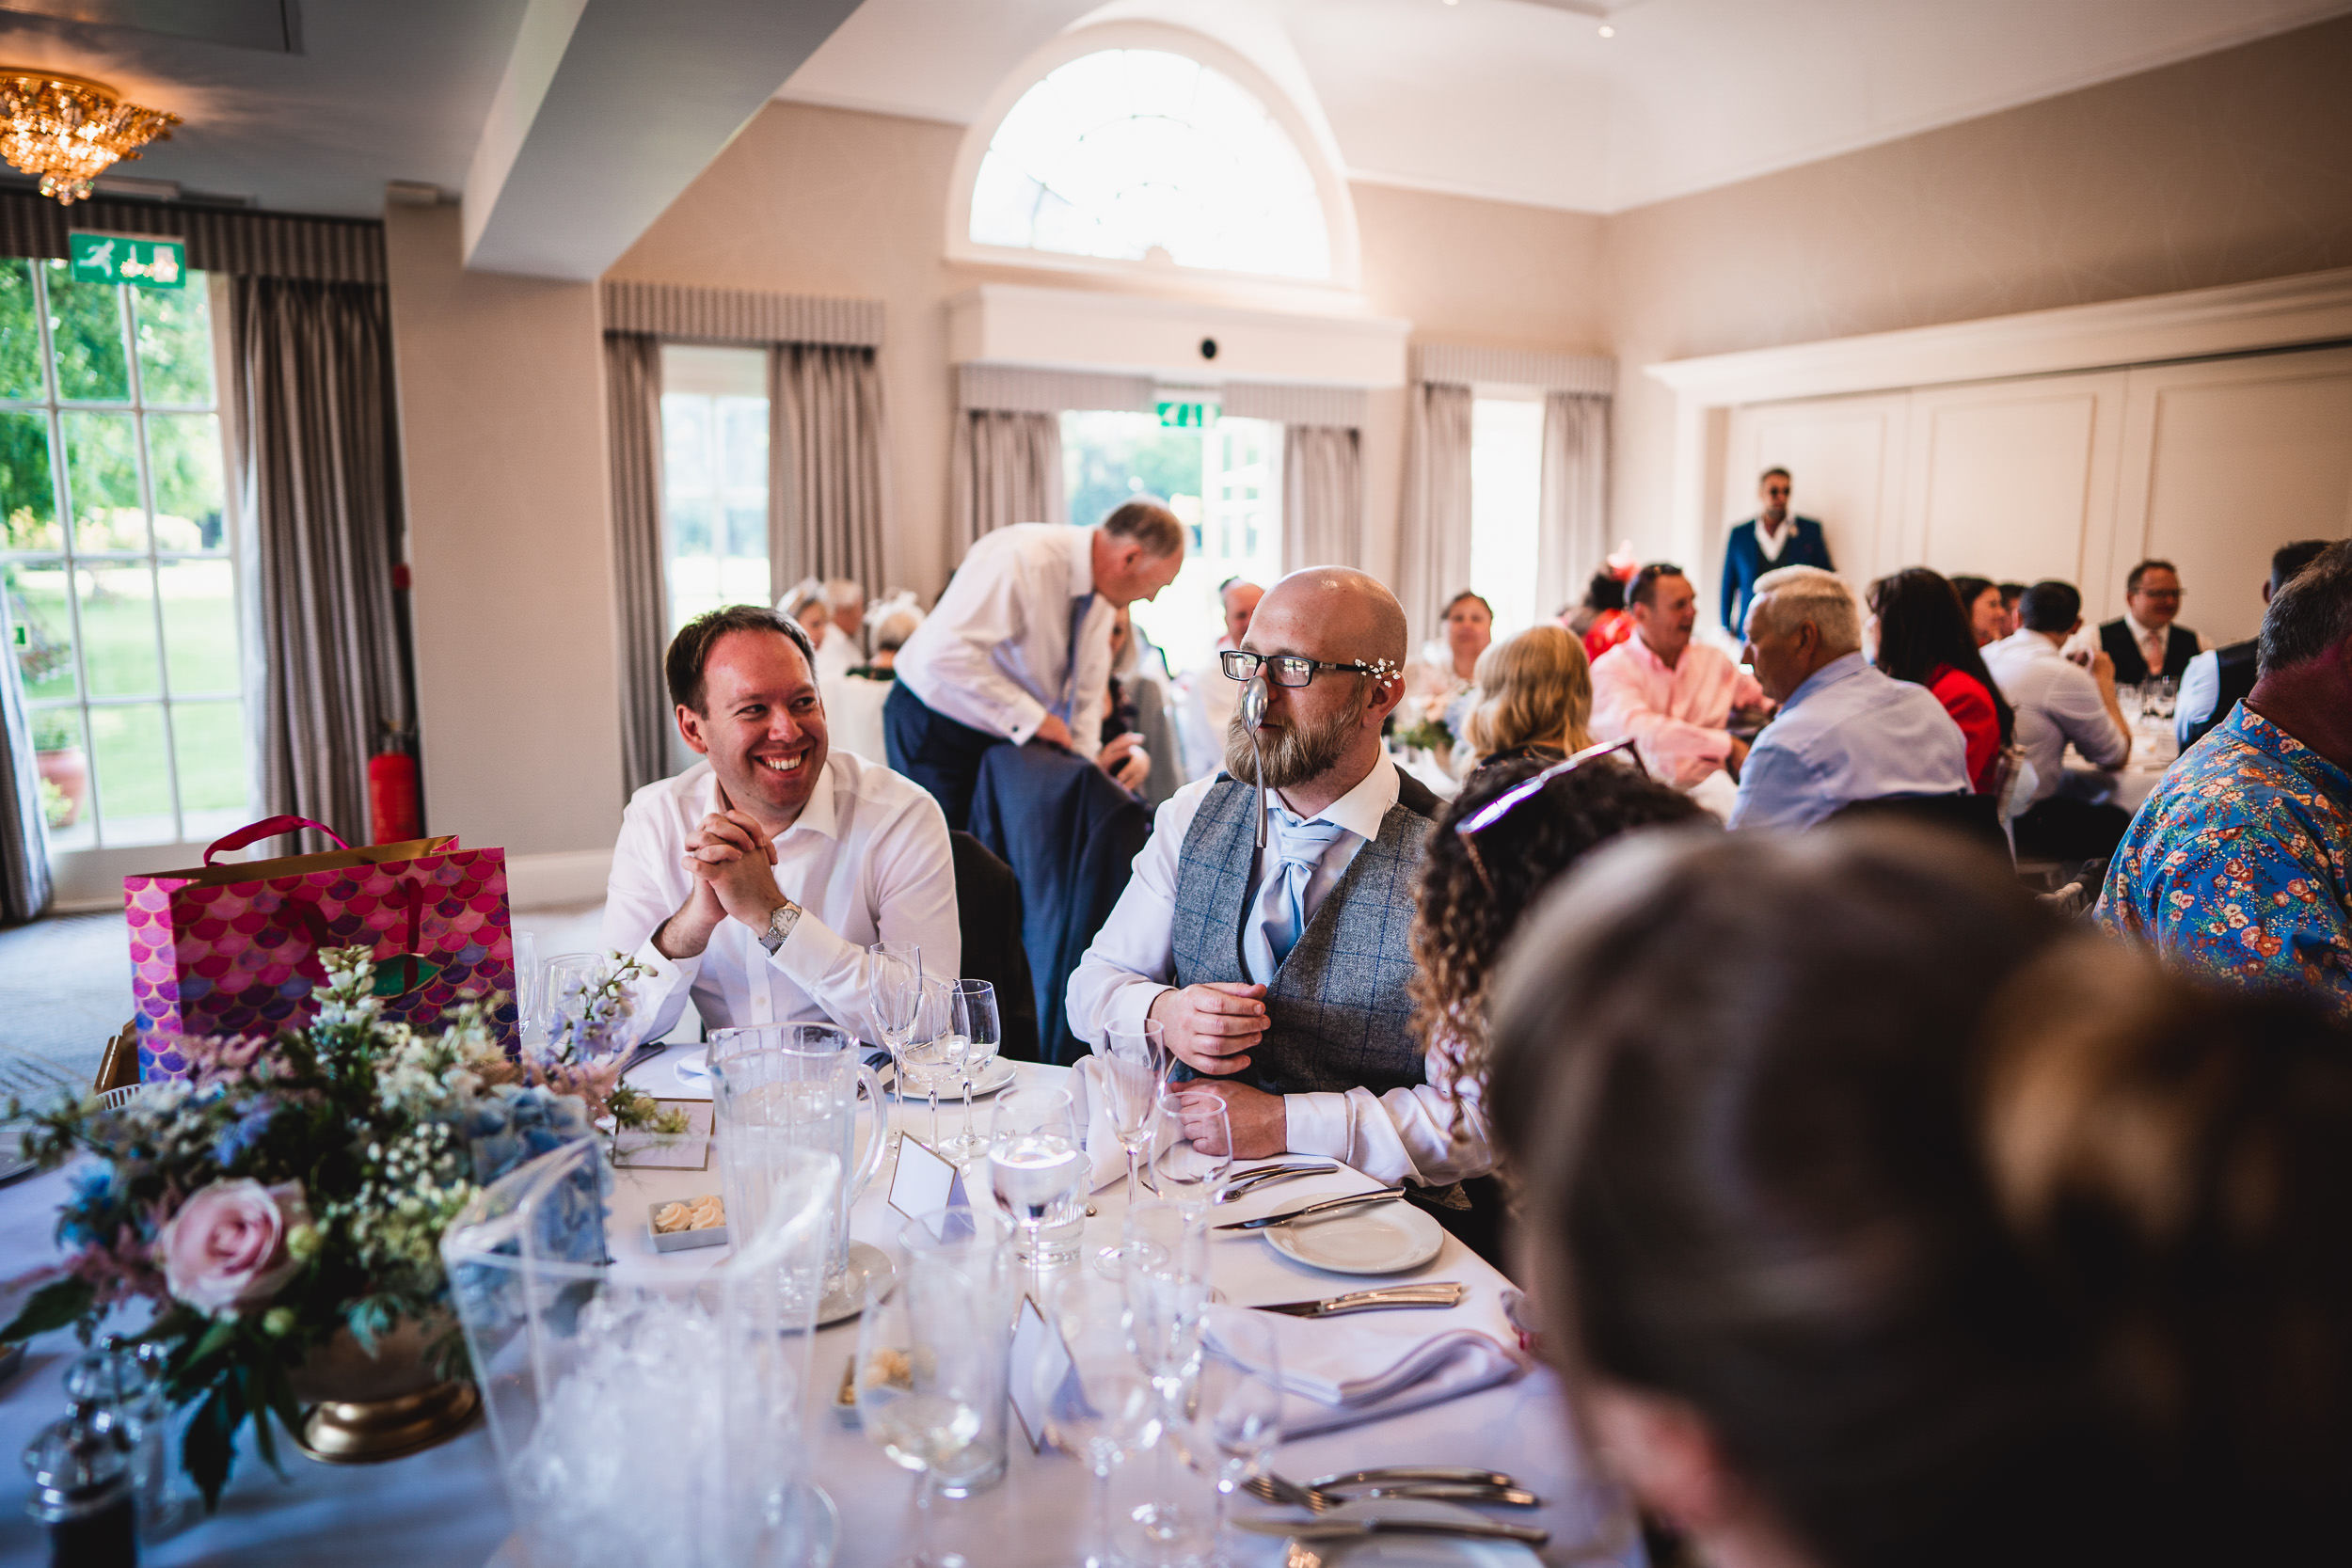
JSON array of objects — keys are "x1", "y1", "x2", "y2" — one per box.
[{"x1": 780, "y1": 0, "x2": 2352, "y2": 214}]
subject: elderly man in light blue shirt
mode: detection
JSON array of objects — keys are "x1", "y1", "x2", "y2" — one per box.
[{"x1": 1727, "y1": 566, "x2": 1972, "y2": 831}]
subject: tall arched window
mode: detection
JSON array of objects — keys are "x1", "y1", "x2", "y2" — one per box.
[{"x1": 967, "y1": 48, "x2": 1334, "y2": 282}]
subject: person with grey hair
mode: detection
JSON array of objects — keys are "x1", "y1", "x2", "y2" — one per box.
[
  {"x1": 1728, "y1": 565, "x2": 1970, "y2": 831},
  {"x1": 2100, "y1": 539, "x2": 2352, "y2": 1024},
  {"x1": 813, "y1": 577, "x2": 867, "y2": 683},
  {"x1": 601, "y1": 604, "x2": 960, "y2": 1042}
]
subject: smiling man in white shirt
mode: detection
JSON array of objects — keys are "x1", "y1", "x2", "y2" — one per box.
[
  {"x1": 1066, "y1": 567, "x2": 1489, "y2": 1192},
  {"x1": 603, "y1": 605, "x2": 959, "y2": 1044},
  {"x1": 886, "y1": 502, "x2": 1185, "y2": 830}
]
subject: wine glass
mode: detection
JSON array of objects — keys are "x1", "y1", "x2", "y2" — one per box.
[
  {"x1": 866, "y1": 942, "x2": 922, "y2": 1147},
  {"x1": 988, "y1": 1086, "x2": 1089, "y2": 1266},
  {"x1": 540, "y1": 953, "x2": 634, "y2": 1065},
  {"x1": 1148, "y1": 1091, "x2": 1232, "y2": 1219},
  {"x1": 1037, "y1": 1273, "x2": 1161, "y2": 1568},
  {"x1": 900, "y1": 976, "x2": 963, "y2": 1150},
  {"x1": 1120, "y1": 1201, "x2": 1213, "y2": 1561},
  {"x1": 855, "y1": 1211, "x2": 1015, "y2": 1568},
  {"x1": 1192, "y1": 1307, "x2": 1285, "y2": 1547},
  {"x1": 940, "y1": 979, "x2": 1001, "y2": 1164}
]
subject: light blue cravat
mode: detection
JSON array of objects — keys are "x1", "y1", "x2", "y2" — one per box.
[{"x1": 1241, "y1": 807, "x2": 1349, "y2": 984}]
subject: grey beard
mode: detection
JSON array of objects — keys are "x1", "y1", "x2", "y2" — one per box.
[{"x1": 1223, "y1": 703, "x2": 1352, "y2": 789}]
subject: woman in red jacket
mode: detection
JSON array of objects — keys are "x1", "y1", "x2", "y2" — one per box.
[{"x1": 1867, "y1": 568, "x2": 2014, "y2": 795}]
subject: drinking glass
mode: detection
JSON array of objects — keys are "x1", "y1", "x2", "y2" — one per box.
[
  {"x1": 1037, "y1": 1272, "x2": 1161, "y2": 1568},
  {"x1": 1191, "y1": 1307, "x2": 1285, "y2": 1545},
  {"x1": 1089, "y1": 1021, "x2": 1169, "y2": 1278},
  {"x1": 987, "y1": 1086, "x2": 1089, "y2": 1266},
  {"x1": 513, "y1": 930, "x2": 543, "y2": 1050},
  {"x1": 867, "y1": 942, "x2": 923, "y2": 1149},
  {"x1": 1120, "y1": 1201, "x2": 1214, "y2": 1563},
  {"x1": 2144, "y1": 675, "x2": 2178, "y2": 721},
  {"x1": 540, "y1": 952, "x2": 635, "y2": 1065},
  {"x1": 1147, "y1": 1093, "x2": 1231, "y2": 1218},
  {"x1": 940, "y1": 979, "x2": 1002, "y2": 1164},
  {"x1": 900, "y1": 976, "x2": 964, "y2": 1150},
  {"x1": 855, "y1": 1209, "x2": 1017, "y2": 1566}
]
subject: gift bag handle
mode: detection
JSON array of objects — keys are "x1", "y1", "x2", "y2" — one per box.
[{"x1": 204, "y1": 816, "x2": 351, "y2": 864}]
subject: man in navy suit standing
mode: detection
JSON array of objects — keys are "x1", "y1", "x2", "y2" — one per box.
[{"x1": 1720, "y1": 467, "x2": 1835, "y2": 636}]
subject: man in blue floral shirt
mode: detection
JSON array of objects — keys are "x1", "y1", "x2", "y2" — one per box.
[{"x1": 2100, "y1": 540, "x2": 2352, "y2": 1023}]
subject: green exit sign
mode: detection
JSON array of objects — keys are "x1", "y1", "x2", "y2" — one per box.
[
  {"x1": 68, "y1": 231, "x2": 185, "y2": 290},
  {"x1": 1156, "y1": 400, "x2": 1216, "y2": 428}
]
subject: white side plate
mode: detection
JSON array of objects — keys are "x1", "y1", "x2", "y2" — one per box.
[{"x1": 1264, "y1": 1198, "x2": 1445, "y2": 1275}]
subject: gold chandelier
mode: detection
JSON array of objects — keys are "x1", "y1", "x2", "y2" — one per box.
[{"x1": 0, "y1": 71, "x2": 178, "y2": 206}]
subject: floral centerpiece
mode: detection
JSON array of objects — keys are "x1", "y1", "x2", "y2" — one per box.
[{"x1": 1, "y1": 947, "x2": 683, "y2": 1508}]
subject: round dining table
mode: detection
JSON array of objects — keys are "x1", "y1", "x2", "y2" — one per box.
[{"x1": 0, "y1": 1059, "x2": 1638, "y2": 1568}]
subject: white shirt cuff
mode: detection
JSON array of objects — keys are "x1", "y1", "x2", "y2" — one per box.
[
  {"x1": 634, "y1": 935, "x2": 701, "y2": 990},
  {"x1": 1280, "y1": 1091, "x2": 1353, "y2": 1160},
  {"x1": 764, "y1": 906, "x2": 855, "y2": 990},
  {"x1": 1105, "y1": 979, "x2": 1170, "y2": 1045}
]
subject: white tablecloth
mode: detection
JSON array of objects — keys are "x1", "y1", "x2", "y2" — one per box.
[{"x1": 0, "y1": 1063, "x2": 1637, "y2": 1567}]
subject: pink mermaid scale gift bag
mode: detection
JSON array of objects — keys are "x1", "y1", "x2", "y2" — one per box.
[{"x1": 123, "y1": 816, "x2": 520, "y2": 1081}]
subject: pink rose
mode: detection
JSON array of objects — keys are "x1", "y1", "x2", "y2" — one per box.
[{"x1": 155, "y1": 1179, "x2": 310, "y2": 1318}]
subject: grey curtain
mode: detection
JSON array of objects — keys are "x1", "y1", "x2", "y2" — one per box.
[
  {"x1": 770, "y1": 342, "x2": 888, "y2": 603},
  {"x1": 0, "y1": 587, "x2": 51, "y2": 921},
  {"x1": 951, "y1": 408, "x2": 1063, "y2": 552},
  {"x1": 230, "y1": 277, "x2": 405, "y2": 851},
  {"x1": 606, "y1": 332, "x2": 669, "y2": 800},
  {"x1": 1537, "y1": 392, "x2": 1611, "y2": 623},
  {"x1": 1282, "y1": 422, "x2": 1361, "y2": 573},
  {"x1": 1398, "y1": 381, "x2": 1474, "y2": 650}
]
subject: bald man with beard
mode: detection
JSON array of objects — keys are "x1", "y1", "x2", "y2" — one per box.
[{"x1": 1067, "y1": 568, "x2": 1493, "y2": 1194}]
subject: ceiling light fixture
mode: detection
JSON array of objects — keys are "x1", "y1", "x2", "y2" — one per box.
[
  {"x1": 1598, "y1": 24, "x2": 1616, "y2": 36},
  {"x1": 0, "y1": 71, "x2": 179, "y2": 206}
]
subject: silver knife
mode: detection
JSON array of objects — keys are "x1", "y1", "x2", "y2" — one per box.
[
  {"x1": 1313, "y1": 1465, "x2": 1518, "y2": 1490},
  {"x1": 1255, "y1": 1283, "x2": 1467, "y2": 1317},
  {"x1": 1232, "y1": 1516, "x2": 1549, "y2": 1545},
  {"x1": 1213, "y1": 1186, "x2": 1407, "y2": 1232}
]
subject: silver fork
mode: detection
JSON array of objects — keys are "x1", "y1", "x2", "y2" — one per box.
[{"x1": 1241, "y1": 1473, "x2": 1539, "y2": 1512}]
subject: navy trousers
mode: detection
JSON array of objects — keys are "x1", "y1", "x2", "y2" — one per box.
[{"x1": 883, "y1": 682, "x2": 1000, "y2": 832}]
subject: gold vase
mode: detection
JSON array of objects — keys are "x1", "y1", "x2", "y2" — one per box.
[{"x1": 286, "y1": 1315, "x2": 479, "y2": 1465}]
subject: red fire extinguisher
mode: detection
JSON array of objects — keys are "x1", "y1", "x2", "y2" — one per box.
[{"x1": 369, "y1": 722, "x2": 421, "y2": 845}]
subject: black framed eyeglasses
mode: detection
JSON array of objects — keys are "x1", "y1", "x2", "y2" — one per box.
[
  {"x1": 1219, "y1": 649, "x2": 1400, "y2": 688},
  {"x1": 1454, "y1": 736, "x2": 1647, "y2": 893}
]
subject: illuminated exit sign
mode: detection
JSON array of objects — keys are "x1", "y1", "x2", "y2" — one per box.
[
  {"x1": 1156, "y1": 400, "x2": 1216, "y2": 428},
  {"x1": 68, "y1": 231, "x2": 185, "y2": 290}
]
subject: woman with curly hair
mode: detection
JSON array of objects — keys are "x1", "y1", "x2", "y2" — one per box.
[
  {"x1": 1464, "y1": 624, "x2": 1596, "y2": 768},
  {"x1": 1405, "y1": 749, "x2": 1713, "y2": 1260}
]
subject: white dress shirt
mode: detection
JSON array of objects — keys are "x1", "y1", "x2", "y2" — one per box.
[
  {"x1": 1065, "y1": 754, "x2": 1490, "y2": 1187},
  {"x1": 813, "y1": 627, "x2": 861, "y2": 685},
  {"x1": 602, "y1": 752, "x2": 961, "y2": 1044},
  {"x1": 1176, "y1": 639, "x2": 1242, "y2": 781},
  {"x1": 1983, "y1": 630, "x2": 2130, "y2": 802},
  {"x1": 893, "y1": 523, "x2": 1113, "y2": 759}
]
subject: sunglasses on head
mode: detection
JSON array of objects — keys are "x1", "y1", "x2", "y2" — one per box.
[{"x1": 1454, "y1": 736, "x2": 1647, "y2": 893}]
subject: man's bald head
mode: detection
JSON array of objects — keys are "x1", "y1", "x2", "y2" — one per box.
[{"x1": 1251, "y1": 567, "x2": 1408, "y2": 669}]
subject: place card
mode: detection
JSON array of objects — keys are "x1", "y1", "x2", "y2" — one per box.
[
  {"x1": 1007, "y1": 1294, "x2": 1065, "y2": 1455},
  {"x1": 886, "y1": 1132, "x2": 966, "y2": 1219}
]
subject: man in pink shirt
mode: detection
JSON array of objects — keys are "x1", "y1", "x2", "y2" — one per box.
[{"x1": 1590, "y1": 562, "x2": 1769, "y2": 789}]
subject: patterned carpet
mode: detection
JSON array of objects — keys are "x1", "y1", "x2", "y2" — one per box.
[{"x1": 0, "y1": 903, "x2": 610, "y2": 1090}]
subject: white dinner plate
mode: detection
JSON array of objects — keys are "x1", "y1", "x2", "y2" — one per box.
[
  {"x1": 1291, "y1": 1498, "x2": 1542, "y2": 1565},
  {"x1": 1263, "y1": 1197, "x2": 1445, "y2": 1275},
  {"x1": 883, "y1": 1054, "x2": 1018, "y2": 1102}
]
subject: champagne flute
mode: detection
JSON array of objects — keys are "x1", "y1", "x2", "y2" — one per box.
[
  {"x1": 1148, "y1": 1091, "x2": 1232, "y2": 1218},
  {"x1": 1120, "y1": 1201, "x2": 1213, "y2": 1560},
  {"x1": 988, "y1": 1086, "x2": 1088, "y2": 1266},
  {"x1": 866, "y1": 942, "x2": 922, "y2": 1148},
  {"x1": 1193, "y1": 1307, "x2": 1285, "y2": 1547},
  {"x1": 1089, "y1": 1021, "x2": 1168, "y2": 1278},
  {"x1": 1037, "y1": 1273, "x2": 1161, "y2": 1568},
  {"x1": 940, "y1": 979, "x2": 1001, "y2": 1163}
]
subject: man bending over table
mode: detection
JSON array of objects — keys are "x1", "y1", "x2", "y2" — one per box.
[
  {"x1": 604, "y1": 605, "x2": 960, "y2": 1043},
  {"x1": 1066, "y1": 568, "x2": 1490, "y2": 1191}
]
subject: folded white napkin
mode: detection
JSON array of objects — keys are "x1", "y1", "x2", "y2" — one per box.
[
  {"x1": 1211, "y1": 1284, "x2": 1532, "y2": 1438},
  {"x1": 1070, "y1": 1054, "x2": 1132, "y2": 1193}
]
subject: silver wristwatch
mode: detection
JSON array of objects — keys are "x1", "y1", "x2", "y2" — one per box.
[{"x1": 758, "y1": 899, "x2": 803, "y2": 956}]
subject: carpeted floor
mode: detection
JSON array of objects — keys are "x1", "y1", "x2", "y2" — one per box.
[{"x1": 0, "y1": 902, "x2": 610, "y2": 1089}]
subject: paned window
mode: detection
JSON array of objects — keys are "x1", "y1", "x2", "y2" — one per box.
[
  {"x1": 1062, "y1": 407, "x2": 1279, "y2": 673},
  {"x1": 1470, "y1": 397, "x2": 1544, "y2": 639},
  {"x1": 0, "y1": 259, "x2": 245, "y2": 850},
  {"x1": 972, "y1": 49, "x2": 1332, "y2": 281},
  {"x1": 659, "y1": 344, "x2": 769, "y2": 634}
]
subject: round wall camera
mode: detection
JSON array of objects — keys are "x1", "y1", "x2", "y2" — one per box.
[{"x1": 1200, "y1": 337, "x2": 1218, "y2": 360}]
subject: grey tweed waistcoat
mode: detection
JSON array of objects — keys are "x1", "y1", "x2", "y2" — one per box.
[{"x1": 1168, "y1": 775, "x2": 1437, "y2": 1097}]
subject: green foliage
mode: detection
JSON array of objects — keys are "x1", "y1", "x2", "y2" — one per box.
[
  {"x1": 0, "y1": 258, "x2": 42, "y2": 399},
  {"x1": 1064, "y1": 411, "x2": 1203, "y2": 533},
  {"x1": 0, "y1": 1275, "x2": 94, "y2": 1343},
  {"x1": 44, "y1": 261, "x2": 129, "y2": 402}
]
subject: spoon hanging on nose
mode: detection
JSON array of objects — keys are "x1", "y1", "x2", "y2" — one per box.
[{"x1": 1241, "y1": 673, "x2": 1270, "y2": 849}]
